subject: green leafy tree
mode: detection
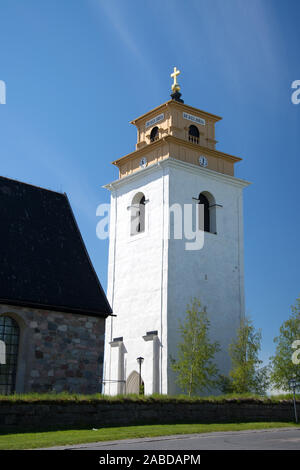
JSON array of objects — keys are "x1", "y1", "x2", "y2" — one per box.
[
  {"x1": 218, "y1": 374, "x2": 234, "y2": 394},
  {"x1": 171, "y1": 298, "x2": 220, "y2": 396},
  {"x1": 270, "y1": 297, "x2": 300, "y2": 391},
  {"x1": 219, "y1": 316, "x2": 270, "y2": 395}
]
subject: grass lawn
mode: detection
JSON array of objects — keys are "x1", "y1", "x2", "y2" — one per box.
[
  {"x1": 1, "y1": 392, "x2": 299, "y2": 403},
  {"x1": 0, "y1": 422, "x2": 298, "y2": 450}
]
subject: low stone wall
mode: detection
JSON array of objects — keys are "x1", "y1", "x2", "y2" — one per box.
[{"x1": 0, "y1": 400, "x2": 299, "y2": 430}]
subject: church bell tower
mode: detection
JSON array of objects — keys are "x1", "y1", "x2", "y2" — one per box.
[{"x1": 103, "y1": 68, "x2": 249, "y2": 395}]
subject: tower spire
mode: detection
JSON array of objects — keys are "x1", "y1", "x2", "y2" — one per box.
[{"x1": 170, "y1": 66, "x2": 184, "y2": 103}]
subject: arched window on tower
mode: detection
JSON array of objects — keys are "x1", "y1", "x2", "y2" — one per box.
[
  {"x1": 150, "y1": 126, "x2": 159, "y2": 142},
  {"x1": 131, "y1": 192, "x2": 146, "y2": 235},
  {"x1": 188, "y1": 125, "x2": 199, "y2": 144},
  {"x1": 198, "y1": 191, "x2": 217, "y2": 234},
  {"x1": 0, "y1": 316, "x2": 20, "y2": 395},
  {"x1": 198, "y1": 193, "x2": 210, "y2": 232}
]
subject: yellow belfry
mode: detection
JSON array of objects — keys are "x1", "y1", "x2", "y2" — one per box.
[{"x1": 171, "y1": 66, "x2": 181, "y2": 92}]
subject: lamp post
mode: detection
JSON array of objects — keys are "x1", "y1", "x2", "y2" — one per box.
[
  {"x1": 136, "y1": 356, "x2": 144, "y2": 394},
  {"x1": 288, "y1": 377, "x2": 299, "y2": 424}
]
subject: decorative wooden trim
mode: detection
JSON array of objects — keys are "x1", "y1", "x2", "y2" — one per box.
[{"x1": 112, "y1": 135, "x2": 241, "y2": 166}]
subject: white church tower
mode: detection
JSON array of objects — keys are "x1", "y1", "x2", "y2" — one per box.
[{"x1": 103, "y1": 68, "x2": 249, "y2": 395}]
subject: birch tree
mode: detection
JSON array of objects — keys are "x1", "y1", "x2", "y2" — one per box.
[
  {"x1": 270, "y1": 297, "x2": 300, "y2": 391},
  {"x1": 171, "y1": 298, "x2": 220, "y2": 396}
]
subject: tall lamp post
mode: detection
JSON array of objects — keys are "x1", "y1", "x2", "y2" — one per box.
[
  {"x1": 136, "y1": 356, "x2": 144, "y2": 394},
  {"x1": 288, "y1": 377, "x2": 299, "y2": 424}
]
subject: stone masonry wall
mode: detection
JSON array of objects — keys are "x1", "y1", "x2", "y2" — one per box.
[
  {"x1": 0, "y1": 305, "x2": 106, "y2": 394},
  {"x1": 0, "y1": 401, "x2": 299, "y2": 429}
]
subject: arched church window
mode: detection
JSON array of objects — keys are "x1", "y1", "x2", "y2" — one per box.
[
  {"x1": 150, "y1": 126, "x2": 159, "y2": 142},
  {"x1": 198, "y1": 193, "x2": 210, "y2": 233},
  {"x1": 188, "y1": 125, "x2": 199, "y2": 144},
  {"x1": 0, "y1": 316, "x2": 20, "y2": 395},
  {"x1": 131, "y1": 192, "x2": 146, "y2": 235}
]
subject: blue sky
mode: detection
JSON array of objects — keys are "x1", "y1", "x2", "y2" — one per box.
[{"x1": 0, "y1": 0, "x2": 299, "y2": 364}]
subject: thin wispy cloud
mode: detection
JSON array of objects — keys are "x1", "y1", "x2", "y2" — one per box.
[
  {"x1": 157, "y1": 0, "x2": 287, "y2": 101},
  {"x1": 193, "y1": 0, "x2": 287, "y2": 94},
  {"x1": 89, "y1": 0, "x2": 155, "y2": 82},
  {"x1": 3, "y1": 112, "x2": 98, "y2": 225}
]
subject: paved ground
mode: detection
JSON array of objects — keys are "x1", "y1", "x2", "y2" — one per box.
[{"x1": 46, "y1": 427, "x2": 300, "y2": 450}]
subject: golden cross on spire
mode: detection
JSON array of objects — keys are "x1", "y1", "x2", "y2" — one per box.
[{"x1": 171, "y1": 66, "x2": 181, "y2": 92}]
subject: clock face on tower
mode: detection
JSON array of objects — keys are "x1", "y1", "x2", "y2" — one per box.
[
  {"x1": 199, "y1": 155, "x2": 208, "y2": 167},
  {"x1": 140, "y1": 157, "x2": 147, "y2": 169}
]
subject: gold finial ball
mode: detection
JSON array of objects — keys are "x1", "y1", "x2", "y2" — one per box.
[{"x1": 172, "y1": 83, "x2": 181, "y2": 92}]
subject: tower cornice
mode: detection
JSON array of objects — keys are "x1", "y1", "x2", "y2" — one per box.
[
  {"x1": 130, "y1": 100, "x2": 222, "y2": 126},
  {"x1": 112, "y1": 135, "x2": 241, "y2": 167},
  {"x1": 105, "y1": 157, "x2": 251, "y2": 191}
]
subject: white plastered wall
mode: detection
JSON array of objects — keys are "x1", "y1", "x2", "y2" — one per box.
[{"x1": 103, "y1": 158, "x2": 249, "y2": 396}]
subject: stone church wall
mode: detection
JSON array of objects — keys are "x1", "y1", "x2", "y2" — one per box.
[{"x1": 0, "y1": 305, "x2": 105, "y2": 394}]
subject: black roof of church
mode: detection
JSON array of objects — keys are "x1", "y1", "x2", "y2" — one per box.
[{"x1": 0, "y1": 176, "x2": 112, "y2": 318}]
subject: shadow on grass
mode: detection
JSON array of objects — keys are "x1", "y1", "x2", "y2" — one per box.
[{"x1": 0, "y1": 416, "x2": 297, "y2": 437}]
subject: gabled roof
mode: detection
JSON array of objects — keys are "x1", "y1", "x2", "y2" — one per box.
[{"x1": 0, "y1": 176, "x2": 112, "y2": 318}]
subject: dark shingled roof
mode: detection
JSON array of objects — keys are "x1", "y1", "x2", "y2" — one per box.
[{"x1": 0, "y1": 176, "x2": 112, "y2": 318}]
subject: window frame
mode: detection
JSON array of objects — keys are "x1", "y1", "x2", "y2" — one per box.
[{"x1": 0, "y1": 316, "x2": 20, "y2": 395}]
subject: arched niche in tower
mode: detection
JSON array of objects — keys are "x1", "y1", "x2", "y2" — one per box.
[
  {"x1": 198, "y1": 191, "x2": 217, "y2": 234},
  {"x1": 126, "y1": 370, "x2": 143, "y2": 394},
  {"x1": 188, "y1": 125, "x2": 200, "y2": 144},
  {"x1": 130, "y1": 192, "x2": 146, "y2": 235},
  {"x1": 150, "y1": 126, "x2": 159, "y2": 142}
]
